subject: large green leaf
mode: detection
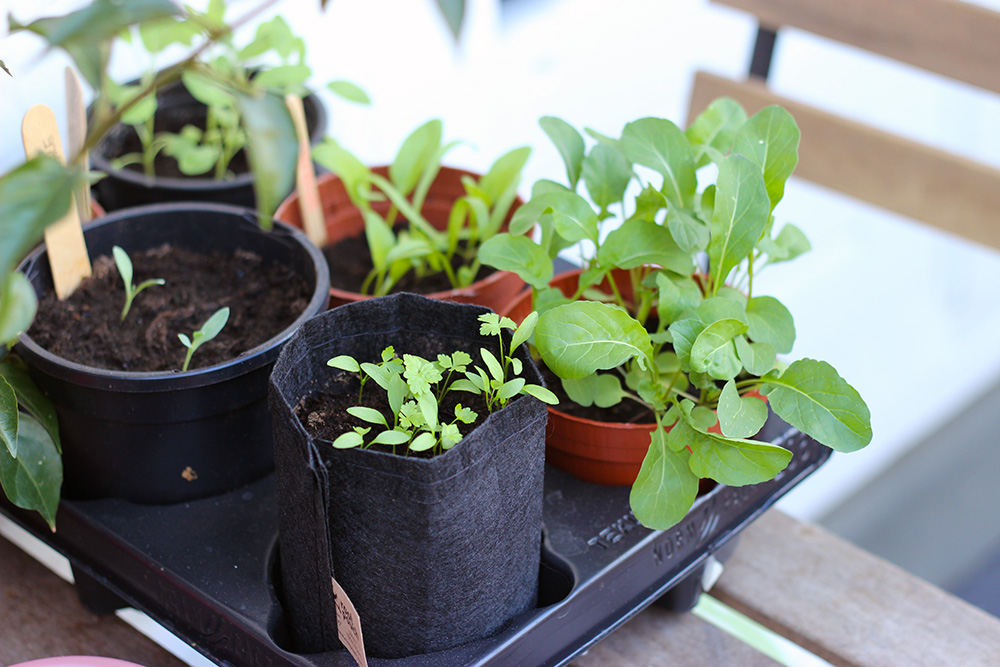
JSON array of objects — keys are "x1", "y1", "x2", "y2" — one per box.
[
  {"x1": 536, "y1": 302, "x2": 653, "y2": 379},
  {"x1": 10, "y1": 0, "x2": 180, "y2": 89},
  {"x1": 0, "y1": 414, "x2": 62, "y2": 530},
  {"x1": 478, "y1": 234, "x2": 553, "y2": 289},
  {"x1": 0, "y1": 377, "x2": 16, "y2": 457},
  {"x1": 0, "y1": 273, "x2": 37, "y2": 347},
  {"x1": 234, "y1": 90, "x2": 297, "y2": 228},
  {"x1": 708, "y1": 154, "x2": 770, "y2": 289},
  {"x1": 561, "y1": 373, "x2": 626, "y2": 409},
  {"x1": 0, "y1": 358, "x2": 60, "y2": 453},
  {"x1": 690, "y1": 318, "x2": 748, "y2": 380},
  {"x1": 763, "y1": 359, "x2": 872, "y2": 452},
  {"x1": 717, "y1": 379, "x2": 768, "y2": 439},
  {"x1": 539, "y1": 116, "x2": 585, "y2": 190},
  {"x1": 687, "y1": 431, "x2": 792, "y2": 486},
  {"x1": 620, "y1": 117, "x2": 696, "y2": 208},
  {"x1": 667, "y1": 318, "x2": 705, "y2": 372},
  {"x1": 735, "y1": 336, "x2": 776, "y2": 376},
  {"x1": 685, "y1": 97, "x2": 747, "y2": 168},
  {"x1": 665, "y1": 201, "x2": 710, "y2": 253},
  {"x1": 731, "y1": 106, "x2": 800, "y2": 211},
  {"x1": 746, "y1": 296, "x2": 795, "y2": 354},
  {"x1": 655, "y1": 273, "x2": 702, "y2": 325},
  {"x1": 391, "y1": 119, "x2": 443, "y2": 196},
  {"x1": 582, "y1": 143, "x2": 631, "y2": 212},
  {"x1": 596, "y1": 218, "x2": 692, "y2": 274},
  {"x1": 629, "y1": 427, "x2": 699, "y2": 530},
  {"x1": 0, "y1": 156, "x2": 80, "y2": 277}
]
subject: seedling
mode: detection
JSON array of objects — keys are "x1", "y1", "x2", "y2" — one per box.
[
  {"x1": 112, "y1": 245, "x2": 164, "y2": 321},
  {"x1": 326, "y1": 312, "x2": 556, "y2": 456},
  {"x1": 178, "y1": 306, "x2": 229, "y2": 372}
]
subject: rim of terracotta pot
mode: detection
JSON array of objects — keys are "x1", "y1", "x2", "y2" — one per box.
[{"x1": 275, "y1": 165, "x2": 525, "y2": 306}]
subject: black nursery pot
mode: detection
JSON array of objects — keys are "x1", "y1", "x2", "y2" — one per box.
[
  {"x1": 91, "y1": 80, "x2": 326, "y2": 212},
  {"x1": 15, "y1": 202, "x2": 330, "y2": 504},
  {"x1": 268, "y1": 293, "x2": 547, "y2": 659}
]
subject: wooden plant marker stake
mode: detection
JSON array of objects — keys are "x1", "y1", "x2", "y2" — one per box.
[
  {"x1": 285, "y1": 94, "x2": 327, "y2": 247},
  {"x1": 65, "y1": 67, "x2": 92, "y2": 223},
  {"x1": 22, "y1": 104, "x2": 92, "y2": 299}
]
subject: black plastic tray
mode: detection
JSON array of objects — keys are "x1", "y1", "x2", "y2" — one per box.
[{"x1": 0, "y1": 416, "x2": 828, "y2": 667}]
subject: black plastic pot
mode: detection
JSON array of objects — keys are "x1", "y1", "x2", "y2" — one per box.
[
  {"x1": 15, "y1": 202, "x2": 330, "y2": 504},
  {"x1": 269, "y1": 293, "x2": 548, "y2": 659},
  {"x1": 91, "y1": 79, "x2": 326, "y2": 212}
]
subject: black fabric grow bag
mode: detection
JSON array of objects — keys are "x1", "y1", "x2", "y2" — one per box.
[
  {"x1": 15, "y1": 202, "x2": 330, "y2": 504},
  {"x1": 269, "y1": 293, "x2": 547, "y2": 659}
]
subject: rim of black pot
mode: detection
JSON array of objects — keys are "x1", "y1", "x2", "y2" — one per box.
[
  {"x1": 88, "y1": 89, "x2": 327, "y2": 194},
  {"x1": 15, "y1": 201, "x2": 330, "y2": 392}
]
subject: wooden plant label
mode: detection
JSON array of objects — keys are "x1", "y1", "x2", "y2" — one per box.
[
  {"x1": 331, "y1": 576, "x2": 369, "y2": 667},
  {"x1": 22, "y1": 104, "x2": 92, "y2": 299},
  {"x1": 64, "y1": 66, "x2": 92, "y2": 223},
  {"x1": 285, "y1": 94, "x2": 327, "y2": 247}
]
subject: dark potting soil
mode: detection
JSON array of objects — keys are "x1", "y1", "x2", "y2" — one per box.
[
  {"x1": 29, "y1": 245, "x2": 310, "y2": 372},
  {"x1": 540, "y1": 363, "x2": 655, "y2": 425},
  {"x1": 324, "y1": 233, "x2": 495, "y2": 295}
]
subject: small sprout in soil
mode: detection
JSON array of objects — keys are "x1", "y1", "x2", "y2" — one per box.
[
  {"x1": 112, "y1": 245, "x2": 165, "y2": 321},
  {"x1": 178, "y1": 307, "x2": 230, "y2": 372},
  {"x1": 326, "y1": 312, "x2": 556, "y2": 456}
]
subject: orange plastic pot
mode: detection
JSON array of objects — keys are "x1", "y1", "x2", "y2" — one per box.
[
  {"x1": 275, "y1": 165, "x2": 525, "y2": 312},
  {"x1": 503, "y1": 268, "x2": 765, "y2": 486}
]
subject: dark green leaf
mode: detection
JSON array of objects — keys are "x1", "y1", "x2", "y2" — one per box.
[
  {"x1": 0, "y1": 414, "x2": 62, "y2": 530},
  {"x1": 763, "y1": 359, "x2": 872, "y2": 453},
  {"x1": 687, "y1": 431, "x2": 791, "y2": 486},
  {"x1": 478, "y1": 234, "x2": 553, "y2": 289},
  {"x1": 582, "y1": 143, "x2": 631, "y2": 211},
  {"x1": 708, "y1": 154, "x2": 770, "y2": 289},
  {"x1": 731, "y1": 106, "x2": 800, "y2": 211},
  {"x1": 630, "y1": 428, "x2": 699, "y2": 530},
  {"x1": 433, "y1": 0, "x2": 465, "y2": 39},
  {"x1": 597, "y1": 218, "x2": 692, "y2": 274},
  {"x1": 0, "y1": 377, "x2": 17, "y2": 457},
  {"x1": 717, "y1": 379, "x2": 767, "y2": 438},
  {"x1": 620, "y1": 117, "x2": 696, "y2": 207},
  {"x1": 0, "y1": 60, "x2": 11, "y2": 76},
  {"x1": 0, "y1": 358, "x2": 60, "y2": 453},
  {"x1": 233, "y1": 90, "x2": 297, "y2": 228},
  {"x1": 539, "y1": 116, "x2": 585, "y2": 189},
  {"x1": 327, "y1": 80, "x2": 371, "y2": 105},
  {"x1": 536, "y1": 302, "x2": 653, "y2": 379}
]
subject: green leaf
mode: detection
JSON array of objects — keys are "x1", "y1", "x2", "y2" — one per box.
[
  {"x1": 697, "y1": 296, "x2": 747, "y2": 327},
  {"x1": 746, "y1": 296, "x2": 795, "y2": 354},
  {"x1": 479, "y1": 146, "x2": 531, "y2": 205},
  {"x1": 0, "y1": 273, "x2": 37, "y2": 347},
  {"x1": 387, "y1": 374, "x2": 408, "y2": 416},
  {"x1": 10, "y1": 0, "x2": 180, "y2": 89},
  {"x1": 477, "y1": 234, "x2": 553, "y2": 290},
  {"x1": 620, "y1": 117, "x2": 696, "y2": 208},
  {"x1": 690, "y1": 318, "x2": 748, "y2": 380},
  {"x1": 547, "y1": 192, "x2": 600, "y2": 245},
  {"x1": 708, "y1": 154, "x2": 770, "y2": 289},
  {"x1": 433, "y1": 0, "x2": 465, "y2": 39},
  {"x1": 717, "y1": 380, "x2": 768, "y2": 439},
  {"x1": 768, "y1": 223, "x2": 811, "y2": 264},
  {"x1": 731, "y1": 106, "x2": 800, "y2": 211},
  {"x1": 480, "y1": 348, "x2": 505, "y2": 383},
  {"x1": 582, "y1": 143, "x2": 631, "y2": 211},
  {"x1": 685, "y1": 97, "x2": 747, "y2": 168},
  {"x1": 667, "y1": 318, "x2": 705, "y2": 372},
  {"x1": 347, "y1": 406, "x2": 387, "y2": 427},
  {"x1": 116, "y1": 86, "x2": 158, "y2": 125},
  {"x1": 597, "y1": 218, "x2": 692, "y2": 274},
  {"x1": 762, "y1": 359, "x2": 872, "y2": 453},
  {"x1": 252, "y1": 65, "x2": 312, "y2": 93},
  {"x1": 0, "y1": 60, "x2": 11, "y2": 76},
  {"x1": 327, "y1": 80, "x2": 371, "y2": 105},
  {"x1": 138, "y1": 15, "x2": 200, "y2": 53},
  {"x1": 496, "y1": 378, "x2": 526, "y2": 401},
  {"x1": 363, "y1": 209, "x2": 396, "y2": 273},
  {"x1": 197, "y1": 306, "x2": 230, "y2": 341},
  {"x1": 629, "y1": 428, "x2": 699, "y2": 530},
  {"x1": 665, "y1": 200, "x2": 710, "y2": 254},
  {"x1": 510, "y1": 310, "x2": 538, "y2": 352},
  {"x1": 561, "y1": 373, "x2": 625, "y2": 408},
  {"x1": 409, "y1": 431, "x2": 437, "y2": 452},
  {"x1": 327, "y1": 355, "x2": 361, "y2": 373},
  {"x1": 391, "y1": 119, "x2": 443, "y2": 196},
  {"x1": 539, "y1": 116, "x2": 585, "y2": 189},
  {"x1": 735, "y1": 336, "x2": 776, "y2": 376},
  {"x1": 333, "y1": 431, "x2": 365, "y2": 449},
  {"x1": 0, "y1": 414, "x2": 61, "y2": 530},
  {"x1": 535, "y1": 302, "x2": 653, "y2": 379},
  {"x1": 0, "y1": 377, "x2": 17, "y2": 457},
  {"x1": 521, "y1": 384, "x2": 558, "y2": 405},
  {"x1": 687, "y1": 432, "x2": 792, "y2": 486},
  {"x1": 655, "y1": 273, "x2": 702, "y2": 325},
  {"x1": 0, "y1": 156, "x2": 81, "y2": 277},
  {"x1": 311, "y1": 139, "x2": 371, "y2": 205},
  {"x1": 372, "y1": 430, "x2": 410, "y2": 446},
  {"x1": 233, "y1": 90, "x2": 297, "y2": 227}
]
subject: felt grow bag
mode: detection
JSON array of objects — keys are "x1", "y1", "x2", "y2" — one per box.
[
  {"x1": 16, "y1": 202, "x2": 330, "y2": 504},
  {"x1": 269, "y1": 293, "x2": 547, "y2": 658}
]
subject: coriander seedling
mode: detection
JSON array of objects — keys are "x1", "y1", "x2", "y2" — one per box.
[
  {"x1": 112, "y1": 245, "x2": 164, "y2": 321},
  {"x1": 178, "y1": 307, "x2": 230, "y2": 372}
]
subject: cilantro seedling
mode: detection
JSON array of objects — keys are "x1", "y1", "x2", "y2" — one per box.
[
  {"x1": 112, "y1": 245, "x2": 164, "y2": 321},
  {"x1": 178, "y1": 307, "x2": 230, "y2": 372}
]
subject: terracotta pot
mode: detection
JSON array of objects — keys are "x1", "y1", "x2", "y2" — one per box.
[
  {"x1": 275, "y1": 165, "x2": 525, "y2": 312},
  {"x1": 503, "y1": 268, "x2": 765, "y2": 486}
]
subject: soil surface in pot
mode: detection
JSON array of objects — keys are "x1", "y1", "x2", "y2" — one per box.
[
  {"x1": 30, "y1": 246, "x2": 310, "y2": 372},
  {"x1": 540, "y1": 363, "x2": 655, "y2": 425},
  {"x1": 295, "y1": 363, "x2": 495, "y2": 459},
  {"x1": 325, "y1": 233, "x2": 495, "y2": 295}
]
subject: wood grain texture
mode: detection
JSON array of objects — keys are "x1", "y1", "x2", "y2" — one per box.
[
  {"x1": 0, "y1": 537, "x2": 186, "y2": 667},
  {"x1": 715, "y1": 0, "x2": 1000, "y2": 93},
  {"x1": 689, "y1": 71, "x2": 1000, "y2": 251},
  {"x1": 713, "y1": 510, "x2": 1000, "y2": 667}
]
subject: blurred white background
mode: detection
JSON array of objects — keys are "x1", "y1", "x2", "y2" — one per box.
[{"x1": 4, "y1": 0, "x2": 1000, "y2": 599}]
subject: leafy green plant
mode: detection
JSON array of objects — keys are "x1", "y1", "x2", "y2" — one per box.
[
  {"x1": 326, "y1": 312, "x2": 556, "y2": 456},
  {"x1": 479, "y1": 100, "x2": 872, "y2": 530},
  {"x1": 178, "y1": 306, "x2": 230, "y2": 372},
  {"x1": 312, "y1": 119, "x2": 531, "y2": 296},
  {"x1": 112, "y1": 246, "x2": 164, "y2": 321}
]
